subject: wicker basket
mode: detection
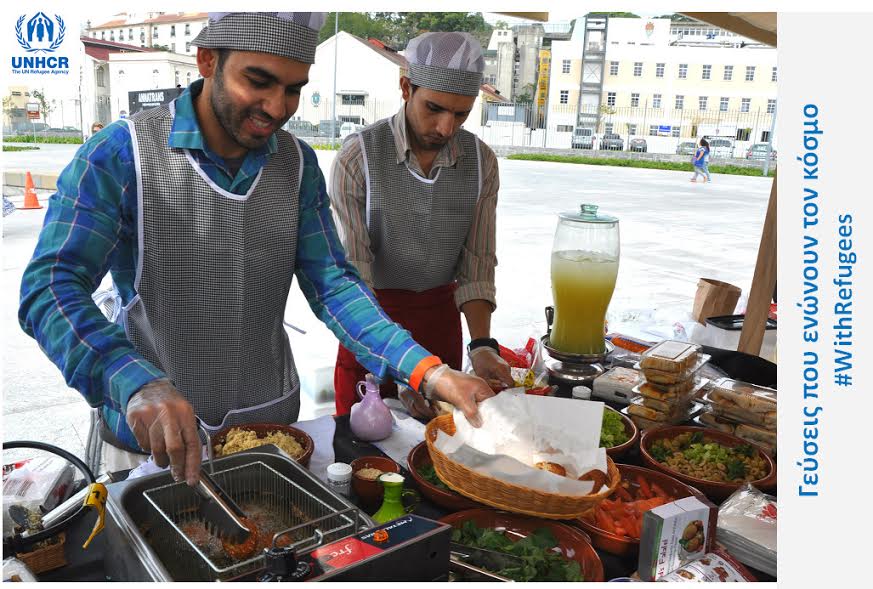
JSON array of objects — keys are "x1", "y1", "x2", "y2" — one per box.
[
  {"x1": 425, "y1": 414, "x2": 620, "y2": 519},
  {"x1": 17, "y1": 532, "x2": 66, "y2": 575}
]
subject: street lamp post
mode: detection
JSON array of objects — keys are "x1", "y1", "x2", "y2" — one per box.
[{"x1": 331, "y1": 13, "x2": 338, "y2": 146}]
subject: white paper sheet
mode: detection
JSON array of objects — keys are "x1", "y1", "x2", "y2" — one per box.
[
  {"x1": 433, "y1": 393, "x2": 608, "y2": 496},
  {"x1": 371, "y1": 408, "x2": 426, "y2": 466}
]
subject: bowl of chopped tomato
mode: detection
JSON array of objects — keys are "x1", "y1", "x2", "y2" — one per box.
[{"x1": 575, "y1": 464, "x2": 703, "y2": 557}]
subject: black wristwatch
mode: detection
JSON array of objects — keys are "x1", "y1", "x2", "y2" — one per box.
[{"x1": 467, "y1": 337, "x2": 500, "y2": 354}]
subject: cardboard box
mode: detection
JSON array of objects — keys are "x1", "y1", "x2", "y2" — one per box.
[{"x1": 638, "y1": 495, "x2": 718, "y2": 581}]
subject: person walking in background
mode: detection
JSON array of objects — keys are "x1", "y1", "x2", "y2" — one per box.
[{"x1": 690, "y1": 138, "x2": 710, "y2": 183}]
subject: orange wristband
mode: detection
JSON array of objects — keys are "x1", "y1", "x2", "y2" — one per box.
[{"x1": 409, "y1": 355, "x2": 443, "y2": 393}]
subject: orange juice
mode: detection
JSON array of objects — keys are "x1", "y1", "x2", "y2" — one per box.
[{"x1": 550, "y1": 249, "x2": 619, "y2": 355}]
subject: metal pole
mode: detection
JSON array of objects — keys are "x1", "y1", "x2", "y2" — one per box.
[
  {"x1": 331, "y1": 13, "x2": 338, "y2": 146},
  {"x1": 763, "y1": 103, "x2": 777, "y2": 176}
]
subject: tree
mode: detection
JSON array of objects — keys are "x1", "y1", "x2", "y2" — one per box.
[
  {"x1": 318, "y1": 12, "x2": 393, "y2": 44},
  {"x1": 30, "y1": 90, "x2": 54, "y2": 118},
  {"x1": 515, "y1": 83, "x2": 536, "y2": 104},
  {"x1": 390, "y1": 12, "x2": 493, "y2": 47},
  {"x1": 494, "y1": 20, "x2": 510, "y2": 30}
]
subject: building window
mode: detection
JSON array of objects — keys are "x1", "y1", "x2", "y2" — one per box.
[
  {"x1": 745, "y1": 66, "x2": 755, "y2": 81},
  {"x1": 678, "y1": 64, "x2": 688, "y2": 79},
  {"x1": 110, "y1": 31, "x2": 115, "y2": 41},
  {"x1": 652, "y1": 93, "x2": 662, "y2": 109},
  {"x1": 767, "y1": 99, "x2": 776, "y2": 114},
  {"x1": 633, "y1": 62, "x2": 642, "y2": 77},
  {"x1": 605, "y1": 123, "x2": 614, "y2": 134},
  {"x1": 699, "y1": 96, "x2": 708, "y2": 111},
  {"x1": 153, "y1": 27, "x2": 158, "y2": 39},
  {"x1": 649, "y1": 124, "x2": 659, "y2": 136},
  {"x1": 607, "y1": 92, "x2": 616, "y2": 107},
  {"x1": 341, "y1": 94, "x2": 366, "y2": 106},
  {"x1": 609, "y1": 61, "x2": 618, "y2": 75},
  {"x1": 672, "y1": 127, "x2": 681, "y2": 138},
  {"x1": 655, "y1": 62, "x2": 665, "y2": 78},
  {"x1": 630, "y1": 93, "x2": 640, "y2": 107},
  {"x1": 675, "y1": 95, "x2": 684, "y2": 110},
  {"x1": 702, "y1": 64, "x2": 711, "y2": 80},
  {"x1": 720, "y1": 97, "x2": 729, "y2": 111},
  {"x1": 559, "y1": 90, "x2": 569, "y2": 104},
  {"x1": 741, "y1": 98, "x2": 751, "y2": 112},
  {"x1": 96, "y1": 66, "x2": 105, "y2": 87},
  {"x1": 736, "y1": 128, "x2": 752, "y2": 141},
  {"x1": 174, "y1": 70, "x2": 180, "y2": 86},
  {"x1": 101, "y1": 31, "x2": 105, "y2": 40},
  {"x1": 186, "y1": 72, "x2": 192, "y2": 85},
  {"x1": 761, "y1": 130, "x2": 771, "y2": 142},
  {"x1": 153, "y1": 69, "x2": 159, "y2": 88},
  {"x1": 771, "y1": 66, "x2": 777, "y2": 82},
  {"x1": 171, "y1": 25, "x2": 176, "y2": 37},
  {"x1": 185, "y1": 23, "x2": 191, "y2": 36},
  {"x1": 628, "y1": 124, "x2": 637, "y2": 135},
  {"x1": 557, "y1": 125, "x2": 573, "y2": 132},
  {"x1": 724, "y1": 65, "x2": 733, "y2": 81},
  {"x1": 186, "y1": 42, "x2": 191, "y2": 52},
  {"x1": 127, "y1": 28, "x2": 132, "y2": 41},
  {"x1": 562, "y1": 59, "x2": 571, "y2": 74}
]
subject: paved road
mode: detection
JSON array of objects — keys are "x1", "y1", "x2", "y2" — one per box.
[{"x1": 2, "y1": 148, "x2": 770, "y2": 464}]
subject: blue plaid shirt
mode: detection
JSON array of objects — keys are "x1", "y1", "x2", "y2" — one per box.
[{"x1": 19, "y1": 81, "x2": 433, "y2": 450}]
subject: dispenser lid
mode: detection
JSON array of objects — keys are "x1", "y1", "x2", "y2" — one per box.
[{"x1": 559, "y1": 203, "x2": 618, "y2": 224}]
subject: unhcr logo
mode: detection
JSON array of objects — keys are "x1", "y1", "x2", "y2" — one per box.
[{"x1": 11, "y1": 12, "x2": 70, "y2": 75}]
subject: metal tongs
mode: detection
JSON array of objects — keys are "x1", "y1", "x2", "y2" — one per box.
[{"x1": 195, "y1": 418, "x2": 252, "y2": 544}]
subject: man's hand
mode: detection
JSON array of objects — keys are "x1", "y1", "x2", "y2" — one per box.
[
  {"x1": 423, "y1": 366, "x2": 495, "y2": 428},
  {"x1": 126, "y1": 379, "x2": 201, "y2": 486},
  {"x1": 469, "y1": 347, "x2": 514, "y2": 391}
]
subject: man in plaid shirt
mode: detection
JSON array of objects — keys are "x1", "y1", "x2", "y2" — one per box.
[{"x1": 19, "y1": 13, "x2": 493, "y2": 485}]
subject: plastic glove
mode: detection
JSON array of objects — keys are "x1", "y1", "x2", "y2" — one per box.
[
  {"x1": 469, "y1": 346, "x2": 514, "y2": 391},
  {"x1": 398, "y1": 386, "x2": 436, "y2": 421},
  {"x1": 126, "y1": 378, "x2": 202, "y2": 486},
  {"x1": 424, "y1": 366, "x2": 494, "y2": 428}
]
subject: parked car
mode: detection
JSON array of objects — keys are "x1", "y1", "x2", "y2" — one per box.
[
  {"x1": 676, "y1": 141, "x2": 697, "y2": 155},
  {"x1": 746, "y1": 143, "x2": 777, "y2": 161},
  {"x1": 317, "y1": 120, "x2": 342, "y2": 138},
  {"x1": 600, "y1": 133, "x2": 624, "y2": 151},
  {"x1": 284, "y1": 119, "x2": 316, "y2": 136},
  {"x1": 629, "y1": 138, "x2": 647, "y2": 153},
  {"x1": 702, "y1": 136, "x2": 735, "y2": 159},
  {"x1": 571, "y1": 127, "x2": 594, "y2": 149},
  {"x1": 339, "y1": 122, "x2": 365, "y2": 139}
]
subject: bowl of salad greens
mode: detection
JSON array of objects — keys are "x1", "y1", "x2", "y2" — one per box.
[
  {"x1": 407, "y1": 442, "x2": 482, "y2": 512},
  {"x1": 601, "y1": 406, "x2": 639, "y2": 459},
  {"x1": 441, "y1": 508, "x2": 604, "y2": 582},
  {"x1": 640, "y1": 426, "x2": 776, "y2": 501}
]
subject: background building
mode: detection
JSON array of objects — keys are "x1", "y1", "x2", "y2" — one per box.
[
  {"x1": 510, "y1": 15, "x2": 778, "y2": 155},
  {"x1": 86, "y1": 13, "x2": 207, "y2": 56},
  {"x1": 107, "y1": 52, "x2": 199, "y2": 120}
]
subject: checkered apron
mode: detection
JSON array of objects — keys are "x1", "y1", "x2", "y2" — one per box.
[
  {"x1": 121, "y1": 104, "x2": 302, "y2": 435},
  {"x1": 360, "y1": 118, "x2": 482, "y2": 291}
]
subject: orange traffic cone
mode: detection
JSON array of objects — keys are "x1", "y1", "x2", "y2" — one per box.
[{"x1": 20, "y1": 171, "x2": 43, "y2": 210}]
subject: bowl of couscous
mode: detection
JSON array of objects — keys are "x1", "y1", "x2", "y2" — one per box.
[{"x1": 211, "y1": 423, "x2": 314, "y2": 466}]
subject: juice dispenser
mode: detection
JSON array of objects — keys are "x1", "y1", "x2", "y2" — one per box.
[{"x1": 544, "y1": 204, "x2": 620, "y2": 390}]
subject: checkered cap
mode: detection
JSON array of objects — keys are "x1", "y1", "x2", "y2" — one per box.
[
  {"x1": 192, "y1": 12, "x2": 326, "y2": 64},
  {"x1": 405, "y1": 32, "x2": 484, "y2": 96}
]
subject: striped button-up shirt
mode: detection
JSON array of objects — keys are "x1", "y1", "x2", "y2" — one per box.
[
  {"x1": 329, "y1": 106, "x2": 499, "y2": 310},
  {"x1": 18, "y1": 80, "x2": 435, "y2": 449}
]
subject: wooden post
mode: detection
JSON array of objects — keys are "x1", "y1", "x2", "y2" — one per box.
[{"x1": 739, "y1": 175, "x2": 777, "y2": 355}]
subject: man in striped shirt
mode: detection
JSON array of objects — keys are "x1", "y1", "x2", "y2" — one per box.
[
  {"x1": 330, "y1": 32, "x2": 513, "y2": 418},
  {"x1": 18, "y1": 13, "x2": 493, "y2": 486}
]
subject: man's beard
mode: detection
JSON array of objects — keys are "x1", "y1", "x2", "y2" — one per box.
[{"x1": 210, "y1": 69, "x2": 275, "y2": 150}]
